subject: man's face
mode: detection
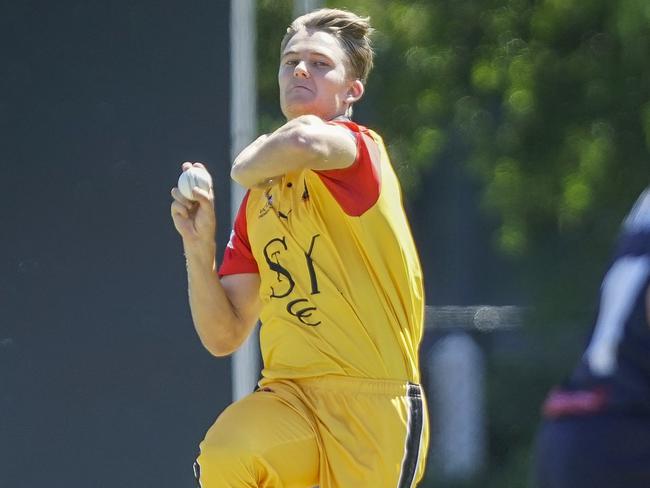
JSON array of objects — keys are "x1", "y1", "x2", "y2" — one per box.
[{"x1": 279, "y1": 28, "x2": 359, "y2": 120}]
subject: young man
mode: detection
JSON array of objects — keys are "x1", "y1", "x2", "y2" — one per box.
[
  {"x1": 533, "y1": 187, "x2": 650, "y2": 488},
  {"x1": 171, "y1": 9, "x2": 428, "y2": 487}
]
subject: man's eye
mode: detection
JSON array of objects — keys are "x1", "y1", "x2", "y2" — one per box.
[
  {"x1": 314, "y1": 61, "x2": 329, "y2": 67},
  {"x1": 285, "y1": 60, "x2": 298, "y2": 66}
]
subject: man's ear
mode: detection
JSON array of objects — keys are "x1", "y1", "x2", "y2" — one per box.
[{"x1": 345, "y1": 79, "x2": 365, "y2": 105}]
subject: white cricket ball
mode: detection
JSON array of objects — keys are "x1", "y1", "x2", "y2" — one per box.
[{"x1": 178, "y1": 166, "x2": 212, "y2": 200}]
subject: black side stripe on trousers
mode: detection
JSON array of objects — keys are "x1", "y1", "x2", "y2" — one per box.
[
  {"x1": 397, "y1": 383, "x2": 424, "y2": 488},
  {"x1": 193, "y1": 459, "x2": 202, "y2": 487}
]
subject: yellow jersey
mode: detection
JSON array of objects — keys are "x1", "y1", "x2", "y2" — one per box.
[{"x1": 220, "y1": 120, "x2": 424, "y2": 382}]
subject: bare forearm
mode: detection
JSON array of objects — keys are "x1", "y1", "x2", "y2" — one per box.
[
  {"x1": 184, "y1": 244, "x2": 243, "y2": 356},
  {"x1": 231, "y1": 115, "x2": 341, "y2": 188},
  {"x1": 231, "y1": 127, "x2": 306, "y2": 188}
]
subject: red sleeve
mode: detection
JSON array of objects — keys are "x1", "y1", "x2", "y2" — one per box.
[
  {"x1": 314, "y1": 120, "x2": 381, "y2": 217},
  {"x1": 218, "y1": 191, "x2": 259, "y2": 277}
]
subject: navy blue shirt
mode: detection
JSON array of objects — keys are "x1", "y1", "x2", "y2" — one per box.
[{"x1": 544, "y1": 188, "x2": 650, "y2": 417}]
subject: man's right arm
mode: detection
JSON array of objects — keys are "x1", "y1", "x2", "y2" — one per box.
[
  {"x1": 185, "y1": 246, "x2": 261, "y2": 356},
  {"x1": 171, "y1": 162, "x2": 261, "y2": 356}
]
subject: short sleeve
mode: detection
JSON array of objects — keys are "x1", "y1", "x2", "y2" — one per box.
[
  {"x1": 218, "y1": 191, "x2": 259, "y2": 276},
  {"x1": 314, "y1": 120, "x2": 381, "y2": 217}
]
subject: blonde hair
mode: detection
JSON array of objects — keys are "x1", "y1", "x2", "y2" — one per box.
[{"x1": 280, "y1": 8, "x2": 374, "y2": 83}]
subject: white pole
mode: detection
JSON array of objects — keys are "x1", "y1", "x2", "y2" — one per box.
[
  {"x1": 428, "y1": 333, "x2": 486, "y2": 481},
  {"x1": 228, "y1": 0, "x2": 324, "y2": 403},
  {"x1": 230, "y1": 0, "x2": 259, "y2": 401}
]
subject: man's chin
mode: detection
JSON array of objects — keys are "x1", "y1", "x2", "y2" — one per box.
[{"x1": 284, "y1": 104, "x2": 325, "y2": 120}]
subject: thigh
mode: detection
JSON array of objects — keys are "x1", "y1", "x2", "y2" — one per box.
[
  {"x1": 303, "y1": 379, "x2": 429, "y2": 488},
  {"x1": 198, "y1": 385, "x2": 320, "y2": 488}
]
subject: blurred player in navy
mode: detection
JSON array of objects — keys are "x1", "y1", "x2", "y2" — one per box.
[{"x1": 533, "y1": 187, "x2": 650, "y2": 488}]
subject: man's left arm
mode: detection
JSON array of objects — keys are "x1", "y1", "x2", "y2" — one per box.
[{"x1": 231, "y1": 115, "x2": 357, "y2": 188}]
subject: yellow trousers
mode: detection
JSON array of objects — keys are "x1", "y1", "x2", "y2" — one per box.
[{"x1": 195, "y1": 375, "x2": 429, "y2": 487}]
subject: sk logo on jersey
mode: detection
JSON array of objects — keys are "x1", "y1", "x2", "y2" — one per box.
[
  {"x1": 263, "y1": 234, "x2": 321, "y2": 326},
  {"x1": 258, "y1": 190, "x2": 273, "y2": 218}
]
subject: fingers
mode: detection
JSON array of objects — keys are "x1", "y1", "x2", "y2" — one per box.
[
  {"x1": 173, "y1": 161, "x2": 214, "y2": 216},
  {"x1": 171, "y1": 199, "x2": 190, "y2": 220},
  {"x1": 192, "y1": 186, "x2": 214, "y2": 211},
  {"x1": 179, "y1": 161, "x2": 214, "y2": 198},
  {"x1": 171, "y1": 162, "x2": 216, "y2": 242},
  {"x1": 192, "y1": 161, "x2": 208, "y2": 171},
  {"x1": 170, "y1": 183, "x2": 214, "y2": 221},
  {"x1": 171, "y1": 187, "x2": 195, "y2": 209},
  {"x1": 181, "y1": 161, "x2": 209, "y2": 172}
]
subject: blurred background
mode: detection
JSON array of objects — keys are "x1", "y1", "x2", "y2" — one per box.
[{"x1": 1, "y1": 0, "x2": 649, "y2": 486}]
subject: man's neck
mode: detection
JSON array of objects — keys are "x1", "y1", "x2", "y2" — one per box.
[{"x1": 330, "y1": 114, "x2": 351, "y2": 122}]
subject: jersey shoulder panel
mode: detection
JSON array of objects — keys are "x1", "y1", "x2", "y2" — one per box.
[
  {"x1": 312, "y1": 120, "x2": 381, "y2": 217},
  {"x1": 218, "y1": 191, "x2": 259, "y2": 276}
]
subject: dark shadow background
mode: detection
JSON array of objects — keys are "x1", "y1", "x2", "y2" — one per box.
[{"x1": 0, "y1": 1, "x2": 233, "y2": 486}]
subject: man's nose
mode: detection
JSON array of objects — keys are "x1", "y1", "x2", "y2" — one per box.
[{"x1": 293, "y1": 61, "x2": 309, "y2": 78}]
